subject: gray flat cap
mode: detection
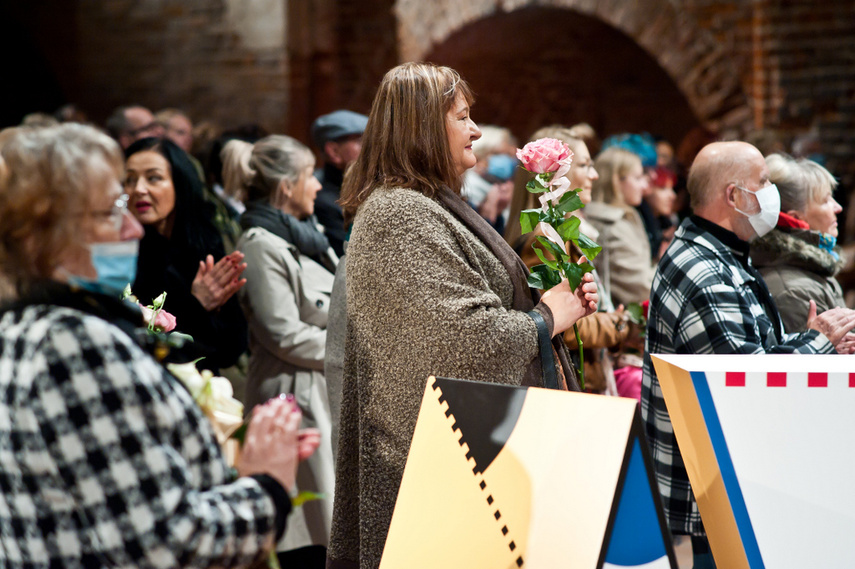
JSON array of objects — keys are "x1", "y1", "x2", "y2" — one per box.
[{"x1": 311, "y1": 110, "x2": 369, "y2": 149}]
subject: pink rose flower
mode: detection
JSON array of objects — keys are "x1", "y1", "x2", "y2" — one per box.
[
  {"x1": 516, "y1": 138, "x2": 574, "y2": 174},
  {"x1": 140, "y1": 305, "x2": 178, "y2": 332},
  {"x1": 153, "y1": 309, "x2": 177, "y2": 332}
]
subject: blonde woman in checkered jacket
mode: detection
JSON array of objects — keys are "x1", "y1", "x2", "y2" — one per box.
[{"x1": 0, "y1": 123, "x2": 319, "y2": 568}]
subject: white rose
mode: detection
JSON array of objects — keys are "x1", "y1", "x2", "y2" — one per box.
[
  {"x1": 209, "y1": 376, "x2": 244, "y2": 416},
  {"x1": 167, "y1": 361, "x2": 206, "y2": 398}
]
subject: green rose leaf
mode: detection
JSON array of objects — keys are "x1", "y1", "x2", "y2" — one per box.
[
  {"x1": 541, "y1": 209, "x2": 562, "y2": 229},
  {"x1": 556, "y1": 190, "x2": 584, "y2": 215},
  {"x1": 625, "y1": 302, "x2": 646, "y2": 325},
  {"x1": 525, "y1": 176, "x2": 550, "y2": 194},
  {"x1": 560, "y1": 260, "x2": 593, "y2": 291},
  {"x1": 577, "y1": 232, "x2": 603, "y2": 261},
  {"x1": 556, "y1": 216, "x2": 581, "y2": 243},
  {"x1": 519, "y1": 209, "x2": 543, "y2": 234},
  {"x1": 527, "y1": 271, "x2": 544, "y2": 289},
  {"x1": 528, "y1": 264, "x2": 563, "y2": 290},
  {"x1": 293, "y1": 490, "x2": 326, "y2": 507},
  {"x1": 533, "y1": 245, "x2": 559, "y2": 270},
  {"x1": 535, "y1": 235, "x2": 568, "y2": 262}
]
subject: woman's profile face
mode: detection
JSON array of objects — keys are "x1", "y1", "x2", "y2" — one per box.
[
  {"x1": 285, "y1": 164, "x2": 323, "y2": 220},
  {"x1": 125, "y1": 150, "x2": 177, "y2": 236},
  {"x1": 445, "y1": 93, "x2": 482, "y2": 177},
  {"x1": 618, "y1": 161, "x2": 648, "y2": 207},
  {"x1": 647, "y1": 181, "x2": 676, "y2": 217},
  {"x1": 802, "y1": 184, "x2": 842, "y2": 237},
  {"x1": 567, "y1": 141, "x2": 598, "y2": 205}
]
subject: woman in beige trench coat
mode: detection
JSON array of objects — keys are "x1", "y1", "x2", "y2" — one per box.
[{"x1": 227, "y1": 135, "x2": 338, "y2": 568}]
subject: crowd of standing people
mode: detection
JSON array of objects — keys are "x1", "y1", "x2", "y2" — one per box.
[{"x1": 2, "y1": 61, "x2": 854, "y2": 569}]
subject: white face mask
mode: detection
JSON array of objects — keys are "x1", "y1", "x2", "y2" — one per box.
[{"x1": 735, "y1": 183, "x2": 780, "y2": 238}]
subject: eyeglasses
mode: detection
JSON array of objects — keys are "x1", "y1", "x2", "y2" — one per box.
[
  {"x1": 127, "y1": 121, "x2": 162, "y2": 139},
  {"x1": 88, "y1": 194, "x2": 130, "y2": 231}
]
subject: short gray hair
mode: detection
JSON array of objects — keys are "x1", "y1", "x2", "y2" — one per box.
[{"x1": 766, "y1": 153, "x2": 837, "y2": 213}]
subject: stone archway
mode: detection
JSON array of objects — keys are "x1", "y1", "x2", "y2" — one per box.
[
  {"x1": 396, "y1": 0, "x2": 752, "y2": 135},
  {"x1": 423, "y1": 8, "x2": 702, "y2": 147}
]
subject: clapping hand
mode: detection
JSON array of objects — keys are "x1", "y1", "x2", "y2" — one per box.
[
  {"x1": 835, "y1": 333, "x2": 855, "y2": 354},
  {"x1": 237, "y1": 396, "x2": 321, "y2": 493},
  {"x1": 805, "y1": 300, "x2": 855, "y2": 352},
  {"x1": 191, "y1": 251, "x2": 248, "y2": 311}
]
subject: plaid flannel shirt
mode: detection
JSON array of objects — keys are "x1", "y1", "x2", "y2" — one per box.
[
  {"x1": 641, "y1": 216, "x2": 833, "y2": 536},
  {"x1": 0, "y1": 302, "x2": 278, "y2": 568}
]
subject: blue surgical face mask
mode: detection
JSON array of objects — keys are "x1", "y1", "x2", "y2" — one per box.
[
  {"x1": 68, "y1": 240, "x2": 139, "y2": 297},
  {"x1": 486, "y1": 154, "x2": 518, "y2": 182}
]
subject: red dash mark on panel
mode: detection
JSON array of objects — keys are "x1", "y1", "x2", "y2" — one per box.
[
  {"x1": 725, "y1": 372, "x2": 745, "y2": 387},
  {"x1": 808, "y1": 373, "x2": 827, "y2": 388},
  {"x1": 767, "y1": 372, "x2": 787, "y2": 387},
  {"x1": 850, "y1": 373, "x2": 855, "y2": 388}
]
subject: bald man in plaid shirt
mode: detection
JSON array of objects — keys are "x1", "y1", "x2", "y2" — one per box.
[{"x1": 641, "y1": 141, "x2": 855, "y2": 568}]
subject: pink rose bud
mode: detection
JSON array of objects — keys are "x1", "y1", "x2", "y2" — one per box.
[
  {"x1": 154, "y1": 310, "x2": 177, "y2": 332},
  {"x1": 516, "y1": 138, "x2": 573, "y2": 174}
]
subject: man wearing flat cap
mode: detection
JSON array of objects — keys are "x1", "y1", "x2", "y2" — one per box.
[{"x1": 311, "y1": 109, "x2": 368, "y2": 257}]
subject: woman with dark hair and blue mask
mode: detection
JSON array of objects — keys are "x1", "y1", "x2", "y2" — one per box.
[{"x1": 125, "y1": 137, "x2": 248, "y2": 372}]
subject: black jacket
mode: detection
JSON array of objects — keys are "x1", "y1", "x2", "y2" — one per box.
[
  {"x1": 314, "y1": 163, "x2": 347, "y2": 257},
  {"x1": 134, "y1": 228, "x2": 248, "y2": 372}
]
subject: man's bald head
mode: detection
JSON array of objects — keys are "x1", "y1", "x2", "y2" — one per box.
[
  {"x1": 688, "y1": 141, "x2": 764, "y2": 212},
  {"x1": 688, "y1": 140, "x2": 773, "y2": 240}
]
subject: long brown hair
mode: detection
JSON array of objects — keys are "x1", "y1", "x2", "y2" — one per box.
[{"x1": 339, "y1": 62, "x2": 474, "y2": 223}]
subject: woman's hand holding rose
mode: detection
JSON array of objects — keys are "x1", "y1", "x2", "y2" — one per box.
[{"x1": 541, "y1": 260, "x2": 598, "y2": 337}]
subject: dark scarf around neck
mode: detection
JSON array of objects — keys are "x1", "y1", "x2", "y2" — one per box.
[
  {"x1": 241, "y1": 201, "x2": 332, "y2": 266},
  {"x1": 435, "y1": 187, "x2": 580, "y2": 391}
]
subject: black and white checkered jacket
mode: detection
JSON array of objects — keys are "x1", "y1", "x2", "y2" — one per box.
[
  {"x1": 641, "y1": 216, "x2": 833, "y2": 537},
  {"x1": 0, "y1": 291, "x2": 281, "y2": 568}
]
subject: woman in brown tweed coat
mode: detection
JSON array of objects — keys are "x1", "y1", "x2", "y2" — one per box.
[{"x1": 326, "y1": 62, "x2": 599, "y2": 569}]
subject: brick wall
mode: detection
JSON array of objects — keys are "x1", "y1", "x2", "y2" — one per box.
[
  {"x1": 287, "y1": 0, "x2": 398, "y2": 144},
  {"x1": 5, "y1": 0, "x2": 854, "y2": 198},
  {"x1": 424, "y1": 7, "x2": 701, "y2": 148},
  {"x1": 73, "y1": 0, "x2": 288, "y2": 134},
  {"x1": 761, "y1": 0, "x2": 855, "y2": 203},
  {"x1": 400, "y1": 0, "x2": 855, "y2": 206},
  {"x1": 398, "y1": 0, "x2": 753, "y2": 140}
]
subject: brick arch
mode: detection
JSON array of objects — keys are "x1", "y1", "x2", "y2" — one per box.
[{"x1": 395, "y1": 0, "x2": 750, "y2": 132}]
